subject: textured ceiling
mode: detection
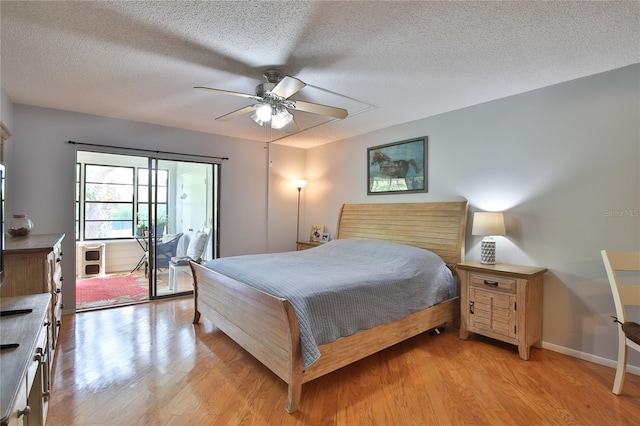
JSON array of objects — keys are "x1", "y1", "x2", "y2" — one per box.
[{"x1": 1, "y1": 1, "x2": 638, "y2": 149}]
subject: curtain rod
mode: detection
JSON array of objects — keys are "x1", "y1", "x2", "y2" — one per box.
[{"x1": 67, "y1": 140, "x2": 229, "y2": 161}]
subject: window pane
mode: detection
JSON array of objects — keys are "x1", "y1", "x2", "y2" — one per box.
[
  {"x1": 86, "y1": 165, "x2": 133, "y2": 184},
  {"x1": 85, "y1": 183, "x2": 134, "y2": 201},
  {"x1": 138, "y1": 168, "x2": 168, "y2": 186},
  {"x1": 85, "y1": 203, "x2": 133, "y2": 220},
  {"x1": 85, "y1": 220, "x2": 133, "y2": 239},
  {"x1": 136, "y1": 204, "x2": 167, "y2": 223},
  {"x1": 138, "y1": 168, "x2": 148, "y2": 183},
  {"x1": 138, "y1": 204, "x2": 149, "y2": 223},
  {"x1": 156, "y1": 205, "x2": 167, "y2": 221},
  {"x1": 138, "y1": 186, "x2": 149, "y2": 202},
  {"x1": 156, "y1": 170, "x2": 168, "y2": 186}
]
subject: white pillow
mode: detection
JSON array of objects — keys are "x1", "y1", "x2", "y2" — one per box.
[{"x1": 186, "y1": 232, "x2": 208, "y2": 262}]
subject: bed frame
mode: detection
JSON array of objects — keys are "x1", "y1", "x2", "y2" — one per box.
[{"x1": 190, "y1": 201, "x2": 468, "y2": 412}]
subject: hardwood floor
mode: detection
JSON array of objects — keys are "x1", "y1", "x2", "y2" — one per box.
[{"x1": 49, "y1": 298, "x2": 640, "y2": 425}]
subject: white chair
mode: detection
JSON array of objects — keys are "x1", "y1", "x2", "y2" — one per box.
[
  {"x1": 168, "y1": 229, "x2": 211, "y2": 292},
  {"x1": 601, "y1": 250, "x2": 640, "y2": 395}
]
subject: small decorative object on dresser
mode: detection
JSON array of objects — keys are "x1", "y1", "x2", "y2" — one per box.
[
  {"x1": 8, "y1": 214, "x2": 34, "y2": 236},
  {"x1": 319, "y1": 233, "x2": 330, "y2": 243},
  {"x1": 458, "y1": 260, "x2": 547, "y2": 360},
  {"x1": 309, "y1": 225, "x2": 324, "y2": 242}
]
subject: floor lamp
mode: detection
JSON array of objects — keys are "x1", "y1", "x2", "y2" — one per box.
[{"x1": 293, "y1": 180, "x2": 307, "y2": 242}]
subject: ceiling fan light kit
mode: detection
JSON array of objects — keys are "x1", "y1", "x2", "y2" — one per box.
[
  {"x1": 270, "y1": 108, "x2": 293, "y2": 129},
  {"x1": 254, "y1": 104, "x2": 273, "y2": 122},
  {"x1": 196, "y1": 69, "x2": 348, "y2": 134}
]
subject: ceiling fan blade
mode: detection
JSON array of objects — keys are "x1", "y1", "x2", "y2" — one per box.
[
  {"x1": 292, "y1": 100, "x2": 348, "y2": 119},
  {"x1": 216, "y1": 105, "x2": 256, "y2": 121},
  {"x1": 271, "y1": 76, "x2": 306, "y2": 99},
  {"x1": 195, "y1": 86, "x2": 262, "y2": 102}
]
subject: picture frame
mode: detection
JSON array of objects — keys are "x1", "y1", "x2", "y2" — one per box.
[
  {"x1": 319, "y1": 233, "x2": 330, "y2": 243},
  {"x1": 367, "y1": 136, "x2": 427, "y2": 194},
  {"x1": 310, "y1": 225, "x2": 324, "y2": 242}
]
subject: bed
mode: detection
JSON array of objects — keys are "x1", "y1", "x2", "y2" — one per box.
[{"x1": 190, "y1": 201, "x2": 468, "y2": 412}]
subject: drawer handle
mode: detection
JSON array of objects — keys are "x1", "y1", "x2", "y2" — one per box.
[
  {"x1": 484, "y1": 280, "x2": 499, "y2": 287},
  {"x1": 469, "y1": 301, "x2": 475, "y2": 314}
]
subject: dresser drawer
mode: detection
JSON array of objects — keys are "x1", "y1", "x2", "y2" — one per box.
[{"x1": 469, "y1": 272, "x2": 516, "y2": 294}]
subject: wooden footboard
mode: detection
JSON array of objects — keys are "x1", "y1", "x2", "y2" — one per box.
[
  {"x1": 190, "y1": 261, "x2": 459, "y2": 413},
  {"x1": 190, "y1": 261, "x2": 303, "y2": 412}
]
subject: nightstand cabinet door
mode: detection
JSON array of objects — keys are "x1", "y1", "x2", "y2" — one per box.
[{"x1": 468, "y1": 288, "x2": 517, "y2": 339}]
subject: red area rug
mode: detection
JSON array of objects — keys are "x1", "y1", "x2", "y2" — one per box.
[{"x1": 76, "y1": 274, "x2": 149, "y2": 310}]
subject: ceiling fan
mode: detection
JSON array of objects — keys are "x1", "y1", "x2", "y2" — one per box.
[{"x1": 195, "y1": 69, "x2": 348, "y2": 133}]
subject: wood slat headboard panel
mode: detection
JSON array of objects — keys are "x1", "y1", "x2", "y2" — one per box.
[{"x1": 336, "y1": 201, "x2": 469, "y2": 265}]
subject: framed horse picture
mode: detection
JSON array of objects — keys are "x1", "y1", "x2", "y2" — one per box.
[{"x1": 367, "y1": 136, "x2": 427, "y2": 194}]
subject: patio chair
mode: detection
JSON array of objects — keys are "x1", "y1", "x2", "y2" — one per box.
[{"x1": 146, "y1": 233, "x2": 183, "y2": 274}]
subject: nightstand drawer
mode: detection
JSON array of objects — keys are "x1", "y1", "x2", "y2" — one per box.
[{"x1": 469, "y1": 272, "x2": 516, "y2": 294}]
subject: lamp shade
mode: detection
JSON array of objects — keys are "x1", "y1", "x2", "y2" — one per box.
[
  {"x1": 255, "y1": 104, "x2": 272, "y2": 122},
  {"x1": 472, "y1": 212, "x2": 506, "y2": 236},
  {"x1": 293, "y1": 179, "x2": 307, "y2": 189},
  {"x1": 271, "y1": 108, "x2": 293, "y2": 129}
]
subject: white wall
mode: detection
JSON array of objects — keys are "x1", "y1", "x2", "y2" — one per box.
[
  {"x1": 267, "y1": 143, "x2": 307, "y2": 252},
  {"x1": 7, "y1": 105, "x2": 303, "y2": 313},
  {"x1": 305, "y1": 64, "x2": 640, "y2": 369}
]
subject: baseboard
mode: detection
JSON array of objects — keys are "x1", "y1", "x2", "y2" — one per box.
[{"x1": 543, "y1": 341, "x2": 640, "y2": 376}]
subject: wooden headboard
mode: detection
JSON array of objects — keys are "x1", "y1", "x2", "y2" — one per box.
[{"x1": 335, "y1": 201, "x2": 469, "y2": 265}]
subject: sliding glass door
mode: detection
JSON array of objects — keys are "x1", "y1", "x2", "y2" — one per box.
[
  {"x1": 76, "y1": 150, "x2": 219, "y2": 310},
  {"x1": 146, "y1": 158, "x2": 218, "y2": 297}
]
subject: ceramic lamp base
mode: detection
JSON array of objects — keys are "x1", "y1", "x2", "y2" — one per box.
[{"x1": 480, "y1": 239, "x2": 496, "y2": 264}]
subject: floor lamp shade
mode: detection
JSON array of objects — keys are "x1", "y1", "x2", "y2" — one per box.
[{"x1": 472, "y1": 212, "x2": 506, "y2": 264}]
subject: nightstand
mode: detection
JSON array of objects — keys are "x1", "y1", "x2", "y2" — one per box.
[
  {"x1": 296, "y1": 241, "x2": 321, "y2": 250},
  {"x1": 458, "y1": 261, "x2": 547, "y2": 360}
]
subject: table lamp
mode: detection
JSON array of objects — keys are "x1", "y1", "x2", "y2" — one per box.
[{"x1": 472, "y1": 211, "x2": 506, "y2": 264}]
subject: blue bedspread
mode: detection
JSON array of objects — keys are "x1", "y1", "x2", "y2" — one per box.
[{"x1": 204, "y1": 239, "x2": 455, "y2": 368}]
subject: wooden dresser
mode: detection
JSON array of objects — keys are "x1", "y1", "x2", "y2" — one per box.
[
  {"x1": 1, "y1": 234, "x2": 65, "y2": 351},
  {"x1": 0, "y1": 294, "x2": 52, "y2": 426}
]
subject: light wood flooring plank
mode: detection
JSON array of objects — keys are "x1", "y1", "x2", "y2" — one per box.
[{"x1": 48, "y1": 298, "x2": 640, "y2": 425}]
